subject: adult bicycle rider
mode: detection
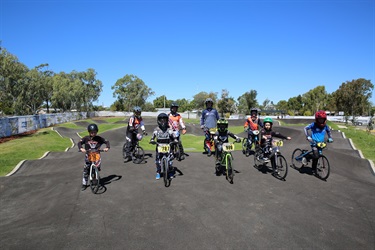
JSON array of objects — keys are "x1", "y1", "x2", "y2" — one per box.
[{"x1": 200, "y1": 98, "x2": 220, "y2": 156}]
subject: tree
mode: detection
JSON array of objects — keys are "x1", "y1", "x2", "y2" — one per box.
[
  {"x1": 153, "y1": 95, "x2": 169, "y2": 109},
  {"x1": 237, "y1": 90, "x2": 258, "y2": 114},
  {"x1": 111, "y1": 74, "x2": 154, "y2": 111},
  {"x1": 217, "y1": 89, "x2": 236, "y2": 117},
  {"x1": 302, "y1": 86, "x2": 329, "y2": 114},
  {"x1": 191, "y1": 91, "x2": 218, "y2": 110},
  {"x1": 287, "y1": 95, "x2": 303, "y2": 115},
  {"x1": 333, "y1": 78, "x2": 374, "y2": 116},
  {"x1": 276, "y1": 100, "x2": 288, "y2": 114}
]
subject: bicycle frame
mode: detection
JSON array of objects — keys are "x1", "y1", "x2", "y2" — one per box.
[{"x1": 295, "y1": 142, "x2": 327, "y2": 161}]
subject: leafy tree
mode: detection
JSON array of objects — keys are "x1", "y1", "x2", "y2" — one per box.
[
  {"x1": 302, "y1": 86, "x2": 329, "y2": 114},
  {"x1": 111, "y1": 74, "x2": 154, "y2": 111},
  {"x1": 333, "y1": 78, "x2": 373, "y2": 116},
  {"x1": 192, "y1": 91, "x2": 218, "y2": 110},
  {"x1": 287, "y1": 95, "x2": 303, "y2": 115},
  {"x1": 153, "y1": 95, "x2": 169, "y2": 109},
  {"x1": 174, "y1": 98, "x2": 193, "y2": 112},
  {"x1": 217, "y1": 89, "x2": 236, "y2": 117},
  {"x1": 237, "y1": 90, "x2": 258, "y2": 114},
  {"x1": 143, "y1": 102, "x2": 156, "y2": 111},
  {"x1": 276, "y1": 100, "x2": 288, "y2": 114}
]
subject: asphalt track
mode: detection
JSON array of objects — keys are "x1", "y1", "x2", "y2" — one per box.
[{"x1": 1, "y1": 119, "x2": 374, "y2": 250}]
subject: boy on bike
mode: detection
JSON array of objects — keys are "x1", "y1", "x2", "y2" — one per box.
[
  {"x1": 200, "y1": 98, "x2": 220, "y2": 156},
  {"x1": 168, "y1": 102, "x2": 187, "y2": 160},
  {"x1": 78, "y1": 124, "x2": 110, "y2": 191},
  {"x1": 304, "y1": 110, "x2": 333, "y2": 174},
  {"x1": 243, "y1": 107, "x2": 264, "y2": 154},
  {"x1": 124, "y1": 106, "x2": 147, "y2": 162},
  {"x1": 213, "y1": 118, "x2": 241, "y2": 173},
  {"x1": 259, "y1": 117, "x2": 291, "y2": 162},
  {"x1": 150, "y1": 113, "x2": 178, "y2": 180}
]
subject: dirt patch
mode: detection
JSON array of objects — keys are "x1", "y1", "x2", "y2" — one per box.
[{"x1": 0, "y1": 130, "x2": 37, "y2": 144}]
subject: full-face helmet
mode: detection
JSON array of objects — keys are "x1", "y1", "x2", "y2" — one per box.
[
  {"x1": 87, "y1": 123, "x2": 99, "y2": 133},
  {"x1": 133, "y1": 106, "x2": 142, "y2": 118},
  {"x1": 315, "y1": 110, "x2": 327, "y2": 128},
  {"x1": 157, "y1": 113, "x2": 169, "y2": 131},
  {"x1": 170, "y1": 102, "x2": 179, "y2": 114},
  {"x1": 205, "y1": 98, "x2": 214, "y2": 108},
  {"x1": 217, "y1": 118, "x2": 228, "y2": 133},
  {"x1": 250, "y1": 107, "x2": 258, "y2": 118}
]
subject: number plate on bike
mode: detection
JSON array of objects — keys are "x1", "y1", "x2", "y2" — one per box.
[
  {"x1": 88, "y1": 152, "x2": 100, "y2": 162},
  {"x1": 317, "y1": 142, "x2": 327, "y2": 148},
  {"x1": 209, "y1": 128, "x2": 217, "y2": 135},
  {"x1": 272, "y1": 140, "x2": 283, "y2": 147},
  {"x1": 223, "y1": 143, "x2": 235, "y2": 152},
  {"x1": 158, "y1": 144, "x2": 170, "y2": 153}
]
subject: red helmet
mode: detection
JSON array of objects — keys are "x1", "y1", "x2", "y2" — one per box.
[{"x1": 315, "y1": 110, "x2": 327, "y2": 128}]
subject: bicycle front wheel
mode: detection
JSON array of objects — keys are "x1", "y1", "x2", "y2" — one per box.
[
  {"x1": 133, "y1": 145, "x2": 145, "y2": 164},
  {"x1": 291, "y1": 148, "x2": 304, "y2": 169},
  {"x1": 316, "y1": 155, "x2": 330, "y2": 180},
  {"x1": 90, "y1": 166, "x2": 100, "y2": 194},
  {"x1": 226, "y1": 154, "x2": 234, "y2": 184},
  {"x1": 253, "y1": 146, "x2": 262, "y2": 169},
  {"x1": 162, "y1": 158, "x2": 170, "y2": 187},
  {"x1": 273, "y1": 154, "x2": 288, "y2": 180}
]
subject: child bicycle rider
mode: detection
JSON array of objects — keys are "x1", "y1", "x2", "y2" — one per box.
[
  {"x1": 124, "y1": 106, "x2": 147, "y2": 162},
  {"x1": 304, "y1": 110, "x2": 333, "y2": 174},
  {"x1": 168, "y1": 102, "x2": 187, "y2": 160},
  {"x1": 243, "y1": 107, "x2": 264, "y2": 154},
  {"x1": 214, "y1": 118, "x2": 241, "y2": 173},
  {"x1": 259, "y1": 117, "x2": 291, "y2": 162},
  {"x1": 200, "y1": 98, "x2": 220, "y2": 156},
  {"x1": 78, "y1": 124, "x2": 110, "y2": 191},
  {"x1": 150, "y1": 113, "x2": 178, "y2": 180}
]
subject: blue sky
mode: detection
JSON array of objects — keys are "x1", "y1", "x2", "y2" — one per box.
[{"x1": 1, "y1": 0, "x2": 374, "y2": 107}]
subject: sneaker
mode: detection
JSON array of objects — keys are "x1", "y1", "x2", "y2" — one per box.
[
  {"x1": 302, "y1": 157, "x2": 307, "y2": 165},
  {"x1": 169, "y1": 173, "x2": 174, "y2": 179},
  {"x1": 263, "y1": 157, "x2": 269, "y2": 162},
  {"x1": 124, "y1": 155, "x2": 132, "y2": 162},
  {"x1": 207, "y1": 151, "x2": 212, "y2": 157},
  {"x1": 180, "y1": 154, "x2": 185, "y2": 160},
  {"x1": 81, "y1": 184, "x2": 87, "y2": 191},
  {"x1": 156, "y1": 173, "x2": 160, "y2": 180}
]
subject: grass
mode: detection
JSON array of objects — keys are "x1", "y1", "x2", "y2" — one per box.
[{"x1": 1, "y1": 118, "x2": 374, "y2": 176}]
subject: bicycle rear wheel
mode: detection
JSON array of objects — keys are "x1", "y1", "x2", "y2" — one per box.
[
  {"x1": 316, "y1": 155, "x2": 330, "y2": 180},
  {"x1": 291, "y1": 148, "x2": 304, "y2": 169},
  {"x1": 253, "y1": 146, "x2": 262, "y2": 169},
  {"x1": 273, "y1": 154, "x2": 288, "y2": 180},
  {"x1": 90, "y1": 166, "x2": 100, "y2": 194},
  {"x1": 226, "y1": 154, "x2": 234, "y2": 184},
  {"x1": 173, "y1": 144, "x2": 181, "y2": 161},
  {"x1": 132, "y1": 145, "x2": 145, "y2": 164}
]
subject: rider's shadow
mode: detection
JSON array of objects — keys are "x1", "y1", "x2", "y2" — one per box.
[
  {"x1": 296, "y1": 166, "x2": 315, "y2": 176},
  {"x1": 255, "y1": 164, "x2": 273, "y2": 174},
  {"x1": 96, "y1": 175, "x2": 122, "y2": 194}
]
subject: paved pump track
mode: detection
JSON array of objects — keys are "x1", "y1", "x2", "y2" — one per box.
[{"x1": 0, "y1": 119, "x2": 374, "y2": 249}]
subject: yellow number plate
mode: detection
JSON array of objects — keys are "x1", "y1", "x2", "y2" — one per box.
[
  {"x1": 272, "y1": 140, "x2": 283, "y2": 147},
  {"x1": 157, "y1": 144, "x2": 170, "y2": 153},
  {"x1": 209, "y1": 128, "x2": 217, "y2": 134},
  {"x1": 222, "y1": 143, "x2": 234, "y2": 152},
  {"x1": 317, "y1": 142, "x2": 327, "y2": 148}
]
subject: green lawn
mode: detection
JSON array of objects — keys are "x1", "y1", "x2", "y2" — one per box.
[{"x1": 0, "y1": 118, "x2": 374, "y2": 176}]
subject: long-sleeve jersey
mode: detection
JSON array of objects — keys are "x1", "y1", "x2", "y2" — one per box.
[
  {"x1": 126, "y1": 115, "x2": 145, "y2": 133},
  {"x1": 260, "y1": 129, "x2": 288, "y2": 145},
  {"x1": 214, "y1": 131, "x2": 239, "y2": 143},
  {"x1": 200, "y1": 108, "x2": 220, "y2": 129},
  {"x1": 77, "y1": 135, "x2": 110, "y2": 151},
  {"x1": 150, "y1": 127, "x2": 175, "y2": 144},
  {"x1": 244, "y1": 117, "x2": 263, "y2": 131},
  {"x1": 304, "y1": 122, "x2": 332, "y2": 142},
  {"x1": 168, "y1": 113, "x2": 186, "y2": 131}
]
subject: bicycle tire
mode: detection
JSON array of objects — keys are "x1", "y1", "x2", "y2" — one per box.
[
  {"x1": 316, "y1": 155, "x2": 330, "y2": 180},
  {"x1": 241, "y1": 138, "x2": 247, "y2": 154},
  {"x1": 291, "y1": 148, "x2": 304, "y2": 169},
  {"x1": 173, "y1": 143, "x2": 181, "y2": 161},
  {"x1": 90, "y1": 166, "x2": 100, "y2": 194},
  {"x1": 122, "y1": 143, "x2": 127, "y2": 159},
  {"x1": 253, "y1": 146, "x2": 262, "y2": 169},
  {"x1": 226, "y1": 154, "x2": 234, "y2": 184},
  {"x1": 132, "y1": 145, "x2": 145, "y2": 164},
  {"x1": 273, "y1": 154, "x2": 288, "y2": 180},
  {"x1": 162, "y1": 157, "x2": 169, "y2": 187}
]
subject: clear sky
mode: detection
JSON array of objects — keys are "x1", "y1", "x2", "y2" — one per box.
[{"x1": 1, "y1": 0, "x2": 374, "y2": 107}]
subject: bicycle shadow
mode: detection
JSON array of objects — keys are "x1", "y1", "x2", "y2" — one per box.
[
  {"x1": 290, "y1": 165, "x2": 315, "y2": 176},
  {"x1": 96, "y1": 175, "x2": 122, "y2": 194}
]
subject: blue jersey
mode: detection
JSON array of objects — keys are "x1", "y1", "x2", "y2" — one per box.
[
  {"x1": 304, "y1": 122, "x2": 332, "y2": 142},
  {"x1": 200, "y1": 108, "x2": 220, "y2": 129}
]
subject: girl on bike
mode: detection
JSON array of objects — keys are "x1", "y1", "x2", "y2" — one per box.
[
  {"x1": 168, "y1": 102, "x2": 187, "y2": 160},
  {"x1": 259, "y1": 117, "x2": 291, "y2": 161},
  {"x1": 304, "y1": 110, "x2": 333, "y2": 174},
  {"x1": 243, "y1": 107, "x2": 264, "y2": 153},
  {"x1": 214, "y1": 118, "x2": 241, "y2": 171},
  {"x1": 124, "y1": 106, "x2": 147, "y2": 162},
  {"x1": 78, "y1": 124, "x2": 110, "y2": 191},
  {"x1": 150, "y1": 113, "x2": 178, "y2": 180}
]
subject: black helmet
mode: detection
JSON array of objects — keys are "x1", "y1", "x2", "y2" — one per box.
[
  {"x1": 87, "y1": 124, "x2": 98, "y2": 133},
  {"x1": 157, "y1": 113, "x2": 169, "y2": 130},
  {"x1": 250, "y1": 107, "x2": 258, "y2": 116},
  {"x1": 170, "y1": 102, "x2": 179, "y2": 113},
  {"x1": 133, "y1": 106, "x2": 142, "y2": 118},
  {"x1": 217, "y1": 118, "x2": 228, "y2": 133}
]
